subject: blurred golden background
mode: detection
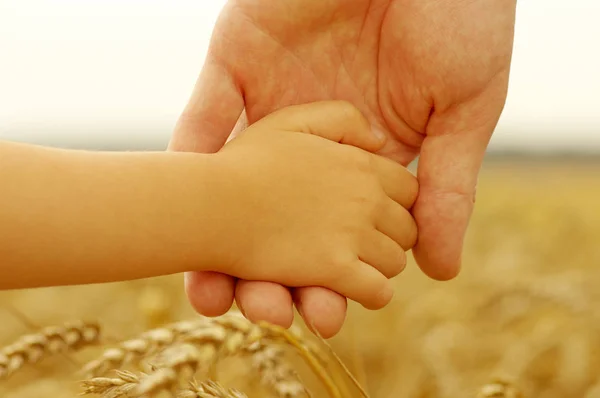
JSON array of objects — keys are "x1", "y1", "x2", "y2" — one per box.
[{"x1": 1, "y1": 156, "x2": 599, "y2": 398}]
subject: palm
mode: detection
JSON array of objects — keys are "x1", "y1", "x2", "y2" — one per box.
[
  {"x1": 206, "y1": 0, "x2": 417, "y2": 163},
  {"x1": 172, "y1": 0, "x2": 517, "y2": 336},
  {"x1": 199, "y1": 0, "x2": 514, "y2": 162}
]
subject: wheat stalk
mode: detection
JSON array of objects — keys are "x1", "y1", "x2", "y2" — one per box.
[
  {"x1": 247, "y1": 343, "x2": 307, "y2": 397},
  {"x1": 311, "y1": 327, "x2": 369, "y2": 398},
  {"x1": 0, "y1": 320, "x2": 99, "y2": 379},
  {"x1": 477, "y1": 378, "x2": 523, "y2": 398},
  {"x1": 82, "y1": 312, "x2": 340, "y2": 398}
]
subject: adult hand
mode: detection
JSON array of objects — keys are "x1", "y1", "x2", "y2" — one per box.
[{"x1": 169, "y1": 0, "x2": 517, "y2": 338}]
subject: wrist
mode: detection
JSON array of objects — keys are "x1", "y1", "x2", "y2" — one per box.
[
  {"x1": 151, "y1": 151, "x2": 231, "y2": 275},
  {"x1": 142, "y1": 150, "x2": 250, "y2": 278},
  {"x1": 186, "y1": 150, "x2": 255, "y2": 277}
]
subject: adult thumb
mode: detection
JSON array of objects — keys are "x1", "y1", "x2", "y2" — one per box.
[
  {"x1": 412, "y1": 86, "x2": 507, "y2": 280},
  {"x1": 169, "y1": 58, "x2": 244, "y2": 153}
]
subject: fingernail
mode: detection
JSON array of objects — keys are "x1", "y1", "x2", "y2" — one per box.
[{"x1": 372, "y1": 126, "x2": 387, "y2": 142}]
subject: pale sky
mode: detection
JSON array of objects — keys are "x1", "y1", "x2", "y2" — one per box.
[{"x1": 0, "y1": 0, "x2": 599, "y2": 152}]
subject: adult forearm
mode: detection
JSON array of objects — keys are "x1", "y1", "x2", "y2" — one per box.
[{"x1": 0, "y1": 141, "x2": 222, "y2": 289}]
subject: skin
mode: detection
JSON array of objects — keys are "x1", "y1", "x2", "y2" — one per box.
[
  {"x1": 170, "y1": 0, "x2": 517, "y2": 338},
  {"x1": 1, "y1": 101, "x2": 418, "y2": 310}
]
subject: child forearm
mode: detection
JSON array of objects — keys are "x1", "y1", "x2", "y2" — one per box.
[{"x1": 0, "y1": 141, "x2": 224, "y2": 289}]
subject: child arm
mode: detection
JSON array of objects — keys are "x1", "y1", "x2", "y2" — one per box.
[{"x1": 0, "y1": 141, "x2": 224, "y2": 289}]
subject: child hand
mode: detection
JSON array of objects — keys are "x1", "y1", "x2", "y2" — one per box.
[{"x1": 208, "y1": 101, "x2": 418, "y2": 310}]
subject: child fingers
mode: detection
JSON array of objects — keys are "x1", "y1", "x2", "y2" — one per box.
[
  {"x1": 358, "y1": 231, "x2": 407, "y2": 278},
  {"x1": 254, "y1": 101, "x2": 385, "y2": 152},
  {"x1": 330, "y1": 261, "x2": 394, "y2": 310},
  {"x1": 369, "y1": 154, "x2": 418, "y2": 209},
  {"x1": 376, "y1": 199, "x2": 418, "y2": 250}
]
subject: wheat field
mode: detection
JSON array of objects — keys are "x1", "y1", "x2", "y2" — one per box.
[{"x1": 1, "y1": 157, "x2": 599, "y2": 398}]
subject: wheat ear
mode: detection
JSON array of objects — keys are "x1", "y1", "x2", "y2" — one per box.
[
  {"x1": 82, "y1": 371, "x2": 247, "y2": 398},
  {"x1": 82, "y1": 312, "x2": 341, "y2": 398},
  {"x1": 81, "y1": 319, "x2": 207, "y2": 377},
  {"x1": 0, "y1": 320, "x2": 99, "y2": 379},
  {"x1": 82, "y1": 313, "x2": 307, "y2": 396},
  {"x1": 477, "y1": 378, "x2": 523, "y2": 398},
  {"x1": 178, "y1": 380, "x2": 248, "y2": 398}
]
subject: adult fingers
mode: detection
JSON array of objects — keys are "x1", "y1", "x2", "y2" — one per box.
[
  {"x1": 292, "y1": 287, "x2": 348, "y2": 339},
  {"x1": 234, "y1": 280, "x2": 295, "y2": 328},
  {"x1": 184, "y1": 271, "x2": 236, "y2": 317},
  {"x1": 412, "y1": 81, "x2": 508, "y2": 280}
]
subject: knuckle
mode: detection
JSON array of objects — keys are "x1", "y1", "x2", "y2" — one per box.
[
  {"x1": 365, "y1": 190, "x2": 388, "y2": 219},
  {"x1": 354, "y1": 190, "x2": 376, "y2": 208},
  {"x1": 334, "y1": 100, "x2": 363, "y2": 121},
  {"x1": 364, "y1": 280, "x2": 393, "y2": 310},
  {"x1": 340, "y1": 146, "x2": 374, "y2": 173},
  {"x1": 358, "y1": 151, "x2": 375, "y2": 173},
  {"x1": 322, "y1": 249, "x2": 356, "y2": 282},
  {"x1": 331, "y1": 249, "x2": 357, "y2": 269},
  {"x1": 332, "y1": 101, "x2": 372, "y2": 134},
  {"x1": 348, "y1": 155, "x2": 379, "y2": 189},
  {"x1": 352, "y1": 194, "x2": 380, "y2": 222},
  {"x1": 387, "y1": 250, "x2": 407, "y2": 278}
]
